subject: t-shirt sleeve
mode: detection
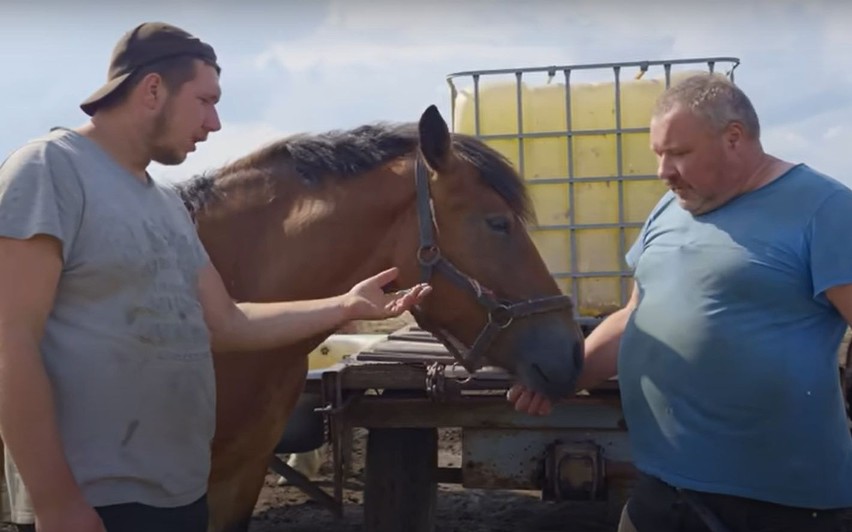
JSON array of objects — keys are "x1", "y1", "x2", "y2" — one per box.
[
  {"x1": 808, "y1": 188, "x2": 852, "y2": 300},
  {"x1": 0, "y1": 141, "x2": 84, "y2": 263}
]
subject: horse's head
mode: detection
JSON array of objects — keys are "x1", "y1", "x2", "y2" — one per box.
[
  {"x1": 391, "y1": 105, "x2": 584, "y2": 400},
  {"x1": 179, "y1": 106, "x2": 584, "y2": 400}
]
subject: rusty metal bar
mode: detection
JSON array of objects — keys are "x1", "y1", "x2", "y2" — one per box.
[
  {"x1": 320, "y1": 367, "x2": 346, "y2": 516},
  {"x1": 267, "y1": 456, "x2": 340, "y2": 517},
  {"x1": 515, "y1": 70, "x2": 526, "y2": 178},
  {"x1": 323, "y1": 360, "x2": 618, "y2": 394},
  {"x1": 564, "y1": 67, "x2": 579, "y2": 307},
  {"x1": 462, "y1": 428, "x2": 634, "y2": 492},
  {"x1": 470, "y1": 126, "x2": 651, "y2": 140},
  {"x1": 329, "y1": 396, "x2": 624, "y2": 430},
  {"x1": 436, "y1": 466, "x2": 462, "y2": 484},
  {"x1": 446, "y1": 57, "x2": 741, "y2": 79},
  {"x1": 613, "y1": 65, "x2": 629, "y2": 306}
]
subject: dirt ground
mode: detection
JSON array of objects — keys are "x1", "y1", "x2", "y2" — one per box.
[{"x1": 251, "y1": 428, "x2": 618, "y2": 532}]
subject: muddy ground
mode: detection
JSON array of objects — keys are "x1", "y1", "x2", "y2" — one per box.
[{"x1": 251, "y1": 427, "x2": 619, "y2": 532}]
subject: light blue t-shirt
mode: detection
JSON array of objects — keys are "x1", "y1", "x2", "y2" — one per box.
[{"x1": 620, "y1": 163, "x2": 852, "y2": 509}]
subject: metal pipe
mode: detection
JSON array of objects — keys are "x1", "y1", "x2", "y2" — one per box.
[{"x1": 446, "y1": 57, "x2": 740, "y2": 80}]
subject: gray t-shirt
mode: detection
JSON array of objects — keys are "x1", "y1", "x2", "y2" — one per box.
[{"x1": 0, "y1": 128, "x2": 214, "y2": 510}]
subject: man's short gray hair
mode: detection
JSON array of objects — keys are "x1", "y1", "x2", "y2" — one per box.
[{"x1": 653, "y1": 72, "x2": 761, "y2": 139}]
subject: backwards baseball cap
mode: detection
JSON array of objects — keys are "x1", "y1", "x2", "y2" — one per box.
[{"x1": 80, "y1": 22, "x2": 219, "y2": 116}]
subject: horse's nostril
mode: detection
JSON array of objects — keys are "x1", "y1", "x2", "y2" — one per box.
[{"x1": 531, "y1": 363, "x2": 550, "y2": 383}]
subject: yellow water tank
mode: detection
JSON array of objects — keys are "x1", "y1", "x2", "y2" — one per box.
[{"x1": 453, "y1": 71, "x2": 701, "y2": 316}]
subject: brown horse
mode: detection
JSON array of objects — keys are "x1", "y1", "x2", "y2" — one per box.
[{"x1": 175, "y1": 105, "x2": 585, "y2": 532}]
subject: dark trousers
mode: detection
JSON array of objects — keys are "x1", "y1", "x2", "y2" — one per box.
[
  {"x1": 624, "y1": 472, "x2": 848, "y2": 532},
  {"x1": 15, "y1": 494, "x2": 207, "y2": 532}
]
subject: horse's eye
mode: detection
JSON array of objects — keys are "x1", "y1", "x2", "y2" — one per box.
[{"x1": 485, "y1": 215, "x2": 511, "y2": 234}]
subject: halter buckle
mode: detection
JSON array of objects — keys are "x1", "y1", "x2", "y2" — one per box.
[
  {"x1": 417, "y1": 245, "x2": 441, "y2": 267},
  {"x1": 488, "y1": 304, "x2": 514, "y2": 329}
]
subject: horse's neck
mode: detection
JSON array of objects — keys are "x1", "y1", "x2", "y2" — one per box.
[{"x1": 197, "y1": 168, "x2": 415, "y2": 304}]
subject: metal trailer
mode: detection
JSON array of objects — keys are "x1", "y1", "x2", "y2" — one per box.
[
  {"x1": 270, "y1": 57, "x2": 744, "y2": 532},
  {"x1": 312, "y1": 327, "x2": 630, "y2": 532}
]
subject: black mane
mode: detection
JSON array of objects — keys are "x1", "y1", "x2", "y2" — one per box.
[{"x1": 175, "y1": 122, "x2": 531, "y2": 221}]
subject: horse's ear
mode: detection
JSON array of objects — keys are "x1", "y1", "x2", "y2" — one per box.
[{"x1": 418, "y1": 105, "x2": 454, "y2": 173}]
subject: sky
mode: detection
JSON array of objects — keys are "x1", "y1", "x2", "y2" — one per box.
[{"x1": 1, "y1": 0, "x2": 850, "y2": 188}]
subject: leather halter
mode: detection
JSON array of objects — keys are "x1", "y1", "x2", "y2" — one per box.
[{"x1": 408, "y1": 155, "x2": 574, "y2": 374}]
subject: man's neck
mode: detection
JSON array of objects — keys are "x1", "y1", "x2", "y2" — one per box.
[
  {"x1": 737, "y1": 151, "x2": 794, "y2": 196},
  {"x1": 701, "y1": 148, "x2": 795, "y2": 215},
  {"x1": 76, "y1": 114, "x2": 151, "y2": 183}
]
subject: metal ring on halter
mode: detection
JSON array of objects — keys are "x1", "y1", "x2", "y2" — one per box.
[
  {"x1": 450, "y1": 360, "x2": 473, "y2": 384},
  {"x1": 488, "y1": 304, "x2": 514, "y2": 329},
  {"x1": 417, "y1": 245, "x2": 441, "y2": 267}
]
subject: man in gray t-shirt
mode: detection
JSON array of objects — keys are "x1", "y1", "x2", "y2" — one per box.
[{"x1": 0, "y1": 22, "x2": 430, "y2": 532}]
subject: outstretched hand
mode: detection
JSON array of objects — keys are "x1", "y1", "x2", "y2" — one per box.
[{"x1": 343, "y1": 267, "x2": 432, "y2": 321}]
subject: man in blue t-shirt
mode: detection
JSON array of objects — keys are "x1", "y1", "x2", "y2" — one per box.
[{"x1": 508, "y1": 73, "x2": 852, "y2": 531}]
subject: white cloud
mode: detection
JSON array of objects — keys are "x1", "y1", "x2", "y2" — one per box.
[
  {"x1": 254, "y1": 41, "x2": 571, "y2": 74},
  {"x1": 317, "y1": 0, "x2": 543, "y2": 43},
  {"x1": 227, "y1": 0, "x2": 852, "y2": 190},
  {"x1": 823, "y1": 126, "x2": 845, "y2": 141},
  {"x1": 3, "y1": 0, "x2": 849, "y2": 194},
  {"x1": 762, "y1": 104, "x2": 852, "y2": 187}
]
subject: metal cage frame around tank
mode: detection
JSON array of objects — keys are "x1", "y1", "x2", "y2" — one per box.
[{"x1": 445, "y1": 57, "x2": 741, "y2": 325}]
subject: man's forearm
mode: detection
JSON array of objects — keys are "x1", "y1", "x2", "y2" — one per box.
[
  {"x1": 574, "y1": 306, "x2": 633, "y2": 392},
  {"x1": 211, "y1": 297, "x2": 350, "y2": 353},
  {"x1": 0, "y1": 340, "x2": 85, "y2": 514}
]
